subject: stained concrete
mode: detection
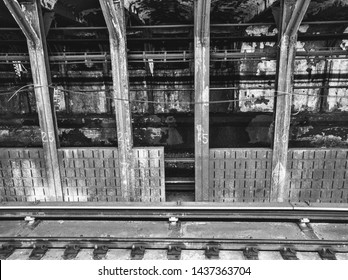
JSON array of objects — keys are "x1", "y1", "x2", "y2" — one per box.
[
  {"x1": 24, "y1": 220, "x2": 172, "y2": 238},
  {"x1": 296, "y1": 252, "x2": 322, "y2": 260},
  {"x1": 74, "y1": 249, "x2": 94, "y2": 260},
  {"x1": 41, "y1": 249, "x2": 65, "y2": 260},
  {"x1": 0, "y1": 220, "x2": 326, "y2": 240},
  {"x1": 219, "y1": 251, "x2": 245, "y2": 260},
  {"x1": 182, "y1": 222, "x2": 307, "y2": 240},
  {"x1": 0, "y1": 220, "x2": 24, "y2": 237},
  {"x1": 311, "y1": 223, "x2": 348, "y2": 240},
  {"x1": 181, "y1": 250, "x2": 206, "y2": 260},
  {"x1": 258, "y1": 251, "x2": 283, "y2": 260},
  {"x1": 336, "y1": 253, "x2": 348, "y2": 260},
  {"x1": 106, "y1": 249, "x2": 131, "y2": 260},
  {"x1": 6, "y1": 249, "x2": 32, "y2": 260},
  {"x1": 143, "y1": 249, "x2": 167, "y2": 260}
]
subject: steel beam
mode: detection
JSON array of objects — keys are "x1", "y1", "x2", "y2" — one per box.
[
  {"x1": 99, "y1": 0, "x2": 133, "y2": 201},
  {"x1": 3, "y1": 0, "x2": 62, "y2": 201},
  {"x1": 194, "y1": 0, "x2": 211, "y2": 201},
  {"x1": 271, "y1": 0, "x2": 311, "y2": 202}
]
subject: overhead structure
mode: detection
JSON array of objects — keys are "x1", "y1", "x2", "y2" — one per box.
[
  {"x1": 194, "y1": 0, "x2": 211, "y2": 201},
  {"x1": 3, "y1": 0, "x2": 62, "y2": 201},
  {"x1": 271, "y1": 0, "x2": 311, "y2": 202},
  {"x1": 43, "y1": 0, "x2": 84, "y2": 25},
  {"x1": 99, "y1": 0, "x2": 134, "y2": 200}
]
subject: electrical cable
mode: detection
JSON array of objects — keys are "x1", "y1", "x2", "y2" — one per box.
[
  {"x1": 0, "y1": 84, "x2": 347, "y2": 104},
  {"x1": 50, "y1": 85, "x2": 348, "y2": 104}
]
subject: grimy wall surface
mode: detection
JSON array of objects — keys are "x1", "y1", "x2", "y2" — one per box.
[
  {"x1": 0, "y1": 147, "x2": 165, "y2": 202},
  {"x1": 209, "y1": 148, "x2": 348, "y2": 203},
  {"x1": 1, "y1": 146, "x2": 347, "y2": 203}
]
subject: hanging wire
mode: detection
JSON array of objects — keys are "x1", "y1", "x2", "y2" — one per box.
[
  {"x1": 7, "y1": 84, "x2": 35, "y2": 101},
  {"x1": 0, "y1": 84, "x2": 52, "y2": 100},
  {"x1": 50, "y1": 85, "x2": 348, "y2": 104},
  {"x1": 0, "y1": 84, "x2": 347, "y2": 104}
]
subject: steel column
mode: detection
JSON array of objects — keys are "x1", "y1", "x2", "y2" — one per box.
[
  {"x1": 194, "y1": 0, "x2": 211, "y2": 201},
  {"x1": 99, "y1": 0, "x2": 133, "y2": 201},
  {"x1": 271, "y1": 0, "x2": 311, "y2": 202},
  {"x1": 3, "y1": 0, "x2": 62, "y2": 201}
]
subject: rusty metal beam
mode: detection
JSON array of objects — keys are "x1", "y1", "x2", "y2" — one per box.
[
  {"x1": 271, "y1": 0, "x2": 311, "y2": 202},
  {"x1": 3, "y1": 0, "x2": 62, "y2": 201},
  {"x1": 3, "y1": 0, "x2": 39, "y2": 44},
  {"x1": 194, "y1": 0, "x2": 210, "y2": 201},
  {"x1": 99, "y1": 0, "x2": 133, "y2": 201}
]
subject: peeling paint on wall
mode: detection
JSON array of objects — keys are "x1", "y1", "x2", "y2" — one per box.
[
  {"x1": 238, "y1": 25, "x2": 276, "y2": 113},
  {"x1": 0, "y1": 126, "x2": 42, "y2": 147},
  {"x1": 327, "y1": 58, "x2": 348, "y2": 112}
]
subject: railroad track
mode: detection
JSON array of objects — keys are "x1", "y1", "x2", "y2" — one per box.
[
  {"x1": 1, "y1": 203, "x2": 348, "y2": 260},
  {"x1": 1, "y1": 236, "x2": 347, "y2": 260}
]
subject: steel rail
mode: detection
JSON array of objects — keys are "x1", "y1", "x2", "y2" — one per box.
[
  {"x1": 1, "y1": 236, "x2": 348, "y2": 252},
  {"x1": 1, "y1": 204, "x2": 348, "y2": 222}
]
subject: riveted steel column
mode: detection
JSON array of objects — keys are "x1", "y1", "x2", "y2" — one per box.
[
  {"x1": 194, "y1": 0, "x2": 211, "y2": 201},
  {"x1": 4, "y1": 0, "x2": 62, "y2": 201},
  {"x1": 99, "y1": 0, "x2": 133, "y2": 200}
]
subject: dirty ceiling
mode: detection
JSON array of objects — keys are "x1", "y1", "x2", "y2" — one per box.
[{"x1": 1, "y1": 0, "x2": 348, "y2": 27}]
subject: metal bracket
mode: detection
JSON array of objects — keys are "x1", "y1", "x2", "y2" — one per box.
[
  {"x1": 319, "y1": 248, "x2": 336, "y2": 260},
  {"x1": 29, "y1": 243, "x2": 49, "y2": 260},
  {"x1": 167, "y1": 244, "x2": 184, "y2": 260},
  {"x1": 131, "y1": 244, "x2": 145, "y2": 260},
  {"x1": 297, "y1": 218, "x2": 319, "y2": 240},
  {"x1": 93, "y1": 245, "x2": 108, "y2": 260},
  {"x1": 243, "y1": 247, "x2": 259, "y2": 260},
  {"x1": 280, "y1": 247, "x2": 298, "y2": 260},
  {"x1": 63, "y1": 245, "x2": 81, "y2": 260},
  {"x1": 0, "y1": 244, "x2": 15, "y2": 260},
  {"x1": 168, "y1": 217, "x2": 180, "y2": 231},
  {"x1": 205, "y1": 244, "x2": 220, "y2": 259}
]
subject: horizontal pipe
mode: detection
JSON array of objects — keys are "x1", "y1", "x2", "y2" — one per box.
[
  {"x1": 1, "y1": 49, "x2": 347, "y2": 64},
  {"x1": 0, "y1": 20, "x2": 347, "y2": 32}
]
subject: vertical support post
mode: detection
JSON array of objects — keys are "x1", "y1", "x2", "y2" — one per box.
[
  {"x1": 4, "y1": 0, "x2": 62, "y2": 201},
  {"x1": 194, "y1": 0, "x2": 211, "y2": 201},
  {"x1": 100, "y1": 0, "x2": 133, "y2": 201},
  {"x1": 271, "y1": 0, "x2": 311, "y2": 202}
]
